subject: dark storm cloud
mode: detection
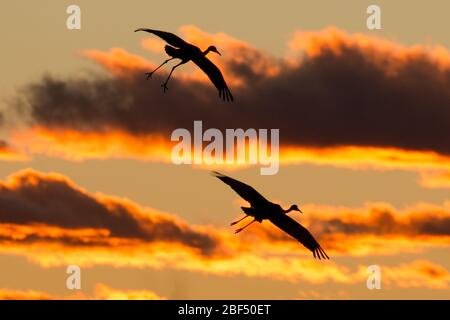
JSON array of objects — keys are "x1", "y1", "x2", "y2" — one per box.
[
  {"x1": 0, "y1": 170, "x2": 219, "y2": 254},
  {"x1": 13, "y1": 33, "x2": 450, "y2": 155},
  {"x1": 320, "y1": 208, "x2": 450, "y2": 236}
]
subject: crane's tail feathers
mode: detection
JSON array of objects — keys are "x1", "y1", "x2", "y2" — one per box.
[{"x1": 219, "y1": 87, "x2": 234, "y2": 102}]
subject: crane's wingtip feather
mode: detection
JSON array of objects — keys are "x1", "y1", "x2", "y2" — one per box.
[
  {"x1": 312, "y1": 246, "x2": 330, "y2": 260},
  {"x1": 135, "y1": 28, "x2": 151, "y2": 33},
  {"x1": 211, "y1": 171, "x2": 225, "y2": 177},
  {"x1": 318, "y1": 246, "x2": 330, "y2": 260},
  {"x1": 218, "y1": 87, "x2": 234, "y2": 102},
  {"x1": 227, "y1": 88, "x2": 234, "y2": 102}
]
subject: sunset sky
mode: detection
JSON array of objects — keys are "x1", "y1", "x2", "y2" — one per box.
[{"x1": 0, "y1": 0, "x2": 449, "y2": 299}]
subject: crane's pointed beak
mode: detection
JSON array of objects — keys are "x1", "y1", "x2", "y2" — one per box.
[
  {"x1": 298, "y1": 208, "x2": 303, "y2": 214},
  {"x1": 214, "y1": 49, "x2": 222, "y2": 56}
]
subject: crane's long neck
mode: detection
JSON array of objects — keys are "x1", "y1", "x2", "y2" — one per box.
[
  {"x1": 202, "y1": 48, "x2": 211, "y2": 55},
  {"x1": 283, "y1": 206, "x2": 295, "y2": 214}
]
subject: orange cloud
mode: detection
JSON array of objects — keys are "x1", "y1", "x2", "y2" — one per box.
[
  {"x1": 0, "y1": 223, "x2": 110, "y2": 243},
  {"x1": 11, "y1": 127, "x2": 172, "y2": 162},
  {"x1": 8, "y1": 128, "x2": 450, "y2": 189},
  {"x1": 295, "y1": 290, "x2": 351, "y2": 300},
  {"x1": 0, "y1": 140, "x2": 27, "y2": 161},
  {"x1": 282, "y1": 146, "x2": 450, "y2": 172},
  {"x1": 419, "y1": 170, "x2": 450, "y2": 189},
  {"x1": 378, "y1": 260, "x2": 450, "y2": 289},
  {"x1": 140, "y1": 37, "x2": 165, "y2": 54},
  {"x1": 90, "y1": 284, "x2": 166, "y2": 300},
  {"x1": 82, "y1": 48, "x2": 153, "y2": 76},
  {"x1": 0, "y1": 284, "x2": 165, "y2": 300},
  {"x1": 0, "y1": 288, "x2": 52, "y2": 300},
  {"x1": 289, "y1": 27, "x2": 450, "y2": 70}
]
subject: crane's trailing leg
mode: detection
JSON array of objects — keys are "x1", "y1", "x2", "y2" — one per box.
[
  {"x1": 161, "y1": 61, "x2": 186, "y2": 93},
  {"x1": 230, "y1": 215, "x2": 250, "y2": 226},
  {"x1": 145, "y1": 58, "x2": 174, "y2": 80},
  {"x1": 235, "y1": 219, "x2": 256, "y2": 234}
]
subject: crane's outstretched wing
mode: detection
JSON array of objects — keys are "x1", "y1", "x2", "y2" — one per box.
[
  {"x1": 269, "y1": 214, "x2": 329, "y2": 260},
  {"x1": 134, "y1": 28, "x2": 189, "y2": 48},
  {"x1": 191, "y1": 54, "x2": 234, "y2": 102},
  {"x1": 212, "y1": 172, "x2": 268, "y2": 206}
]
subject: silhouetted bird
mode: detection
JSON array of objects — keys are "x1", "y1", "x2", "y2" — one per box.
[
  {"x1": 135, "y1": 28, "x2": 234, "y2": 102},
  {"x1": 212, "y1": 171, "x2": 329, "y2": 260}
]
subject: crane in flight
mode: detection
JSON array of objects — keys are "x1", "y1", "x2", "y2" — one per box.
[
  {"x1": 134, "y1": 28, "x2": 234, "y2": 102},
  {"x1": 212, "y1": 171, "x2": 329, "y2": 260}
]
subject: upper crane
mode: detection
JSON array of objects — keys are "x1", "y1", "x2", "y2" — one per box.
[{"x1": 135, "y1": 28, "x2": 234, "y2": 102}]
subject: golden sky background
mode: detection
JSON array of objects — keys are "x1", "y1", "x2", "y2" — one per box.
[{"x1": 0, "y1": 0, "x2": 449, "y2": 299}]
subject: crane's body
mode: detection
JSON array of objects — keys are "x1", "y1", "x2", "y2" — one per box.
[
  {"x1": 241, "y1": 203, "x2": 289, "y2": 221},
  {"x1": 135, "y1": 28, "x2": 234, "y2": 102},
  {"x1": 212, "y1": 171, "x2": 329, "y2": 260}
]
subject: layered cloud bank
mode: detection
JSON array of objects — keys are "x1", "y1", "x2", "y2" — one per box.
[
  {"x1": 2, "y1": 26, "x2": 449, "y2": 186},
  {"x1": 0, "y1": 169, "x2": 448, "y2": 288},
  {"x1": 12, "y1": 26, "x2": 450, "y2": 153},
  {"x1": 0, "y1": 169, "x2": 220, "y2": 256}
]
